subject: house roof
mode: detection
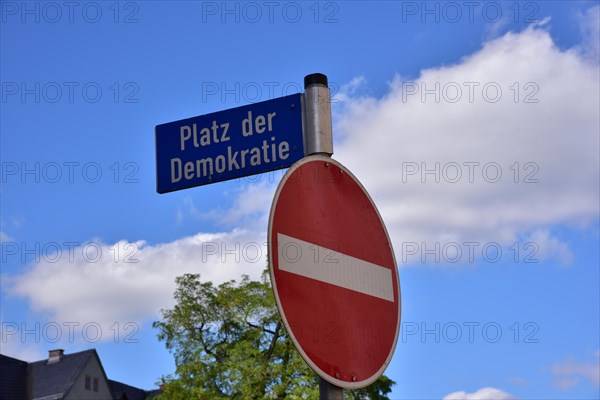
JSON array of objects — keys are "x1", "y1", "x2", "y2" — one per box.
[
  {"x1": 27, "y1": 349, "x2": 101, "y2": 400},
  {"x1": 109, "y1": 380, "x2": 148, "y2": 400},
  {"x1": 0, "y1": 354, "x2": 29, "y2": 400},
  {"x1": 144, "y1": 389, "x2": 161, "y2": 399},
  {"x1": 1, "y1": 349, "x2": 159, "y2": 400}
]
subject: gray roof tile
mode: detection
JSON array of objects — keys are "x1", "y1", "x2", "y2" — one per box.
[
  {"x1": 0, "y1": 354, "x2": 29, "y2": 400},
  {"x1": 28, "y1": 350, "x2": 95, "y2": 399}
]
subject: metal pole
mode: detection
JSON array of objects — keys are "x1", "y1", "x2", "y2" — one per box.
[
  {"x1": 304, "y1": 73, "x2": 341, "y2": 399},
  {"x1": 304, "y1": 73, "x2": 334, "y2": 156},
  {"x1": 319, "y1": 377, "x2": 344, "y2": 400}
]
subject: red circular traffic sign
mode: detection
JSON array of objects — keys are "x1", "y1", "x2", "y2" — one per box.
[{"x1": 268, "y1": 155, "x2": 401, "y2": 389}]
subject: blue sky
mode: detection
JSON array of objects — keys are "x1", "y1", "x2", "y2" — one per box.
[{"x1": 1, "y1": 1, "x2": 599, "y2": 399}]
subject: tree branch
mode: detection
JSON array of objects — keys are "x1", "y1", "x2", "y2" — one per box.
[
  {"x1": 196, "y1": 323, "x2": 224, "y2": 364},
  {"x1": 264, "y1": 321, "x2": 282, "y2": 361},
  {"x1": 246, "y1": 320, "x2": 277, "y2": 335}
]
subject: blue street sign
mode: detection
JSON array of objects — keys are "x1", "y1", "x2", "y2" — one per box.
[{"x1": 155, "y1": 94, "x2": 304, "y2": 193}]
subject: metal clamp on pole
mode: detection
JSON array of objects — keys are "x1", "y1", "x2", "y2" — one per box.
[{"x1": 303, "y1": 73, "x2": 334, "y2": 156}]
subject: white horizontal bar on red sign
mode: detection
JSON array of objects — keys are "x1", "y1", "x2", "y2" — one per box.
[{"x1": 277, "y1": 233, "x2": 395, "y2": 302}]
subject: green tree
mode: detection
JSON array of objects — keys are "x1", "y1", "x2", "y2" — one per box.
[{"x1": 153, "y1": 272, "x2": 395, "y2": 399}]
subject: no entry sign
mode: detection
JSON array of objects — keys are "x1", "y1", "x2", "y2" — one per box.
[{"x1": 268, "y1": 155, "x2": 401, "y2": 389}]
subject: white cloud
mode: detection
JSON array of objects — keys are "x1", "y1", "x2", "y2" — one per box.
[
  {"x1": 577, "y1": 6, "x2": 599, "y2": 62},
  {"x1": 482, "y1": 12, "x2": 512, "y2": 40},
  {"x1": 524, "y1": 229, "x2": 573, "y2": 266},
  {"x1": 5, "y1": 229, "x2": 267, "y2": 338},
  {"x1": 507, "y1": 376, "x2": 526, "y2": 386},
  {"x1": 0, "y1": 231, "x2": 14, "y2": 242},
  {"x1": 552, "y1": 352, "x2": 600, "y2": 389},
  {"x1": 335, "y1": 75, "x2": 367, "y2": 104},
  {"x1": 206, "y1": 180, "x2": 277, "y2": 228},
  {"x1": 179, "y1": 179, "x2": 278, "y2": 230},
  {"x1": 443, "y1": 387, "x2": 516, "y2": 400},
  {"x1": 0, "y1": 325, "x2": 46, "y2": 361},
  {"x1": 333, "y1": 21, "x2": 599, "y2": 265},
  {"x1": 3, "y1": 181, "x2": 277, "y2": 350}
]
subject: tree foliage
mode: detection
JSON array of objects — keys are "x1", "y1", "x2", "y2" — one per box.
[{"x1": 153, "y1": 272, "x2": 395, "y2": 399}]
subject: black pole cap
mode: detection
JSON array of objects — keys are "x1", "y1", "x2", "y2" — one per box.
[{"x1": 304, "y1": 73, "x2": 328, "y2": 88}]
